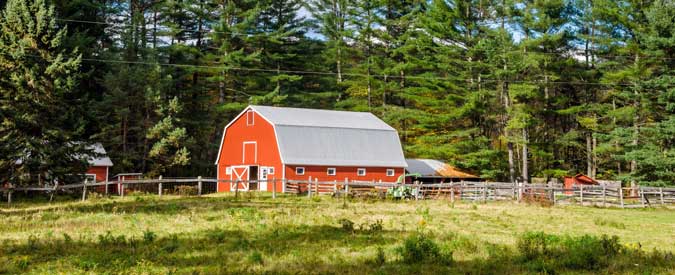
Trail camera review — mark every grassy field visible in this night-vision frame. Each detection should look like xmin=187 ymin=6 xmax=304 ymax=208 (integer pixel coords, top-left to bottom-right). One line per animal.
xmin=1 ymin=193 xmax=674 ymax=274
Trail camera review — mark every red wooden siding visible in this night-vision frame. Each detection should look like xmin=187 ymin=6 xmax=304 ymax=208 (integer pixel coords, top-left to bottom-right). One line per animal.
xmin=285 ymin=165 xmax=403 ymax=182
xmin=86 ymin=166 xmax=109 ymax=182
xmin=216 ymin=109 xmax=283 ymax=192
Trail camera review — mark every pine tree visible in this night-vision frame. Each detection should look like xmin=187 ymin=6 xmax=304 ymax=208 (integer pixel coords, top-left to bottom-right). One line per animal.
xmin=0 ymin=0 xmax=89 ymax=185
xmin=146 ymin=96 xmax=191 ymax=177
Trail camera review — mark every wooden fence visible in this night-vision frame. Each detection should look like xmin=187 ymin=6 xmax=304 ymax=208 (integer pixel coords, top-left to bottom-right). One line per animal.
xmin=2 ymin=178 xmax=675 ymax=209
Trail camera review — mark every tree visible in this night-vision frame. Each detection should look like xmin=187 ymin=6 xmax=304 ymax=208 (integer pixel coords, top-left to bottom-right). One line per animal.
xmin=0 ymin=0 xmax=90 ymax=185
xmin=146 ymin=96 xmax=191 ymax=177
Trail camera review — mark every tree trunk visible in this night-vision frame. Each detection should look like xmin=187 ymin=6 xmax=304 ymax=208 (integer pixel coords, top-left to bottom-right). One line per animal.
xmin=587 ymin=133 xmax=592 ymax=176
xmin=522 ymin=128 xmax=529 ymax=183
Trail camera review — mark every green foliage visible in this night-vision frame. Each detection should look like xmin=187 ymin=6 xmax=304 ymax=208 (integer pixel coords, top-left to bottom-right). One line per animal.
xmin=518 ymin=232 xmax=627 ymax=272
xmin=0 ymin=0 xmax=90 ymax=185
xmin=397 ymin=233 xmax=452 ymax=265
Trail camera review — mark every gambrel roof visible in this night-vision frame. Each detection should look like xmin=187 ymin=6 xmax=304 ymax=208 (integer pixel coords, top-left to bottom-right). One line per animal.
xmin=216 ymin=105 xmax=407 ymax=167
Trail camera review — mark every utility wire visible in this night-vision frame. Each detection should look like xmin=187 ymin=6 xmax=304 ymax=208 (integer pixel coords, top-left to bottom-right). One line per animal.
xmin=1 ymin=52 xmax=659 ymax=87
xmin=52 ymin=17 xmax=675 ymax=61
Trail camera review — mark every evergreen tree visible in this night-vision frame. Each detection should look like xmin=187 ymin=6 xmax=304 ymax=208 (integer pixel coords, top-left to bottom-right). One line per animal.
xmin=0 ymin=0 xmax=89 ymax=185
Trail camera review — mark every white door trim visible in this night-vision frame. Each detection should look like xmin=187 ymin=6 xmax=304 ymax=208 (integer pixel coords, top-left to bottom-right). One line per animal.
xmin=242 ymin=141 xmax=257 ymax=164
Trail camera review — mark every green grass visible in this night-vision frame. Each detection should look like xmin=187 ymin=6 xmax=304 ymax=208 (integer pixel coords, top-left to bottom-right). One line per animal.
xmin=1 ymin=193 xmax=674 ymax=274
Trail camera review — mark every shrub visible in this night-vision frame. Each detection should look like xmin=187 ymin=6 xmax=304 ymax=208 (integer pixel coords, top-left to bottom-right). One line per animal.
xmin=360 ymin=220 xmax=384 ymax=233
xmin=207 ymin=227 xmax=227 ymax=242
xmin=339 ymin=218 xmax=354 ymax=233
xmin=248 ymin=251 xmax=264 ymax=265
xmin=517 ymin=232 xmax=623 ymax=271
xmin=143 ymin=230 xmax=156 ymax=243
xmin=162 ymin=234 xmax=180 ymax=253
xmin=374 ymin=247 xmax=386 ymax=266
xmin=397 ymin=233 xmax=452 ymax=265
xmin=14 ymin=256 xmax=30 ymax=270
xmin=97 ymin=231 xmax=127 ymax=247
xmin=175 ymin=185 xmax=198 ymax=196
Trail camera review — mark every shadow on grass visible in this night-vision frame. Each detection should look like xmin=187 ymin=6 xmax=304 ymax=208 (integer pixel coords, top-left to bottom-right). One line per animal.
xmin=0 ymin=194 xmax=333 ymax=217
xmin=2 ymin=224 xmax=674 ymax=275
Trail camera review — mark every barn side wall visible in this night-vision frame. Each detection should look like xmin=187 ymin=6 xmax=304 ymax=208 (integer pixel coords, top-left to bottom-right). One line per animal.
xmin=86 ymin=166 xmax=109 ymax=182
xmin=216 ymin=109 xmax=283 ymax=192
xmin=285 ymin=165 xmax=404 ymax=183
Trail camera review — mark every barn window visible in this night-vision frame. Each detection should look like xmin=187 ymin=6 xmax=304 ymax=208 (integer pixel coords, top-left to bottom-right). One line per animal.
xmin=246 ymin=110 xmax=254 ymax=126
xmin=386 ymin=169 xmax=395 ymax=177
xmin=357 ymin=168 xmax=366 ymax=176
xmin=84 ymin=174 xmax=96 ymax=183
xmin=327 ymin=168 xmax=336 ymax=176
xmin=268 ymin=167 xmax=275 ymax=175
xmin=295 ymin=167 xmax=305 ymax=175
xmin=225 ymin=167 xmax=232 ymax=175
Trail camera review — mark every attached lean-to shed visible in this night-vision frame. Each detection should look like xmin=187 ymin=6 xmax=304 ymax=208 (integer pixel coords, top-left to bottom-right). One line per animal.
xmin=215 ymin=105 xmax=407 ymax=192
xmin=405 ymin=159 xmax=479 ymax=183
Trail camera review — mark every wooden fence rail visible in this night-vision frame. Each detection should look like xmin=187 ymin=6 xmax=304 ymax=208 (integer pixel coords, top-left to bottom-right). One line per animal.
xmin=3 ymin=178 xmax=675 ymax=208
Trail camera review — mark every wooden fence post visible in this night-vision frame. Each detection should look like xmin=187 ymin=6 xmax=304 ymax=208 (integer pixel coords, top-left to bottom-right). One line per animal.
xmin=7 ymin=184 xmax=12 ymax=207
xmin=158 ymin=181 xmax=163 ymax=197
xmin=579 ymin=184 xmax=584 ymax=205
xmin=415 ymin=181 xmax=420 ymax=200
xmin=602 ymin=185 xmax=606 ymax=207
xmin=640 ymin=187 xmax=645 ymax=208
xmin=158 ymin=175 xmax=162 ymax=196
xmin=517 ymin=181 xmax=523 ymax=202
xmin=619 ymin=187 xmax=624 ymax=208
xmin=315 ymin=178 xmax=319 ymax=194
xmin=272 ymin=177 xmax=277 ymax=199
xmin=660 ymin=187 xmax=664 ymax=205
xmin=104 ymin=179 xmax=108 ymax=196
xmin=235 ymin=180 xmax=239 ymax=200
xmin=121 ymin=182 xmax=125 ymax=198
xmin=307 ymin=177 xmax=312 ymax=198
xmin=482 ymin=184 xmax=487 ymax=202
xmin=450 ymin=183 xmax=455 ymax=204
xmin=198 ymin=176 xmax=203 ymax=196
xmin=81 ymin=178 xmax=88 ymax=202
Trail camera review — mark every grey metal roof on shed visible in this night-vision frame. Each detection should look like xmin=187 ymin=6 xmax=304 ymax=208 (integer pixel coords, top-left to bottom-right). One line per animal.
xmin=251 ymin=106 xmax=406 ymax=167
xmin=87 ymin=143 xmax=114 ymax=167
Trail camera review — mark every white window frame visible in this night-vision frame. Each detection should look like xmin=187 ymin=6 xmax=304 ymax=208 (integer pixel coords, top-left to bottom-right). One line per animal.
xmin=246 ymin=110 xmax=254 ymax=126
xmin=84 ymin=174 xmax=97 ymax=183
xmin=268 ymin=167 xmax=275 ymax=175
xmin=225 ymin=167 xmax=232 ymax=175
xmin=327 ymin=168 xmax=336 ymax=176
xmin=386 ymin=169 xmax=395 ymax=177
xmin=295 ymin=167 xmax=305 ymax=175
xmin=357 ymin=168 xmax=366 ymax=176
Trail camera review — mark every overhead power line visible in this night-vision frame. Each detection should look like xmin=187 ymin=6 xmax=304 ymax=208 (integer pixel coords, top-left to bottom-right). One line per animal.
xmin=1 ymin=52 xmax=659 ymax=87
xmin=52 ymin=17 xmax=675 ymax=61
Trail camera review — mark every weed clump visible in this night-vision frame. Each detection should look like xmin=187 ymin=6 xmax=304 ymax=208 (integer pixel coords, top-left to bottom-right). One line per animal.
xmin=339 ymin=218 xmax=354 ymax=233
xmin=142 ymin=230 xmax=156 ymax=243
xmin=175 ymin=185 xmax=198 ymax=196
xmin=248 ymin=251 xmax=264 ymax=265
xmin=397 ymin=233 xmax=452 ymax=265
xmin=517 ymin=231 xmax=626 ymax=272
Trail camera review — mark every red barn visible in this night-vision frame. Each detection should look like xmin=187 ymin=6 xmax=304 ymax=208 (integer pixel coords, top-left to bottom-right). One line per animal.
xmin=215 ymin=105 xmax=407 ymax=192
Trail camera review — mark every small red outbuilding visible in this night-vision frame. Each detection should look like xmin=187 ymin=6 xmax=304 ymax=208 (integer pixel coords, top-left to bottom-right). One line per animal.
xmin=215 ymin=105 xmax=408 ymax=192
xmin=563 ymin=173 xmax=598 ymax=194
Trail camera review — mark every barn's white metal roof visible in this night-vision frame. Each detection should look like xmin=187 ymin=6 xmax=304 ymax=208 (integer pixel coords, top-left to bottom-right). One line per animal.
xmin=251 ymin=105 xmax=396 ymax=130
xmin=242 ymin=106 xmax=407 ymax=167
